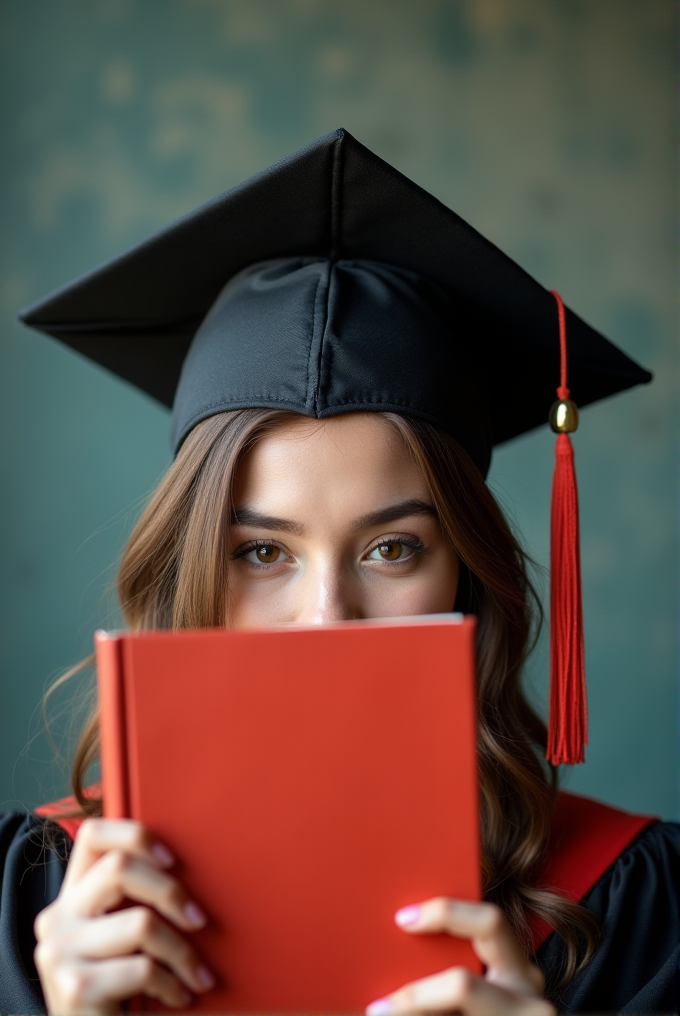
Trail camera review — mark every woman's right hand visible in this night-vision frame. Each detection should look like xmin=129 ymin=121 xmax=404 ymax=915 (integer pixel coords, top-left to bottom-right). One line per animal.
xmin=34 ymin=818 xmax=216 ymax=1015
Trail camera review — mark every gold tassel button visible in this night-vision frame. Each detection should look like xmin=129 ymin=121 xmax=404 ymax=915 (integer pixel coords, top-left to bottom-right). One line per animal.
xmin=549 ymin=398 xmax=579 ymax=433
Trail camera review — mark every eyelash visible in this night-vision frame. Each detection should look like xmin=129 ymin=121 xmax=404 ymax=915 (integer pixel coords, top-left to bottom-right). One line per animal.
xmin=230 ymin=534 xmax=428 ymax=569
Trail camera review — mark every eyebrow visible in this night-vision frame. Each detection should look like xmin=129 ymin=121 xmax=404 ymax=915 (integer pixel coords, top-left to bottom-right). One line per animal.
xmin=230 ymin=497 xmax=437 ymax=536
xmin=230 ymin=507 xmax=304 ymax=535
xmin=350 ymin=498 xmax=438 ymax=531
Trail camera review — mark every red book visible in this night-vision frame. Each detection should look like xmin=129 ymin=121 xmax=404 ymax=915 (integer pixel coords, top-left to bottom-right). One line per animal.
xmin=95 ymin=616 xmax=481 ymax=1012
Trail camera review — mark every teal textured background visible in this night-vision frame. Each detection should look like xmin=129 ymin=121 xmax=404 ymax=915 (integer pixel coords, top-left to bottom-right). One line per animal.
xmin=0 ymin=0 xmax=677 ymax=816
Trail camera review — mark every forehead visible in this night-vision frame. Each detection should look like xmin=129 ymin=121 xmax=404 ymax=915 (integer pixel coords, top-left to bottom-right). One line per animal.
xmin=233 ymin=413 xmax=428 ymax=506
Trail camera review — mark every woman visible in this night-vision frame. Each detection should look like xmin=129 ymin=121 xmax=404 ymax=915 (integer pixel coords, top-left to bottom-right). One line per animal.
xmin=3 ymin=129 xmax=678 ymax=1014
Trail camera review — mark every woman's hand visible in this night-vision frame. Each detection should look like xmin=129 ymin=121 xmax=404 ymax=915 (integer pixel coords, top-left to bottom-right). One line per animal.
xmin=366 ymin=898 xmax=555 ymax=1016
xmin=34 ymin=818 xmax=216 ymax=1015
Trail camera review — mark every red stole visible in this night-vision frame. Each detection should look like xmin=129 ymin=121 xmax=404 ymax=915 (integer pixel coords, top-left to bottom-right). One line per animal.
xmin=530 ymin=789 xmax=656 ymax=949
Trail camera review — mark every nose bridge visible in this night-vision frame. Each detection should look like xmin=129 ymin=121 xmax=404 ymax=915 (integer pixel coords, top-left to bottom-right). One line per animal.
xmin=299 ymin=554 xmax=358 ymax=625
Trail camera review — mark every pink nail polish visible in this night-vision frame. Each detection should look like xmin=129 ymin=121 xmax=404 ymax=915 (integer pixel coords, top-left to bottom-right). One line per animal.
xmin=366 ymin=998 xmax=392 ymax=1016
xmin=152 ymin=842 xmax=175 ymax=866
xmin=196 ymin=965 xmax=216 ymax=989
xmin=184 ymin=901 xmax=207 ymax=927
xmin=395 ymin=904 xmax=421 ymax=927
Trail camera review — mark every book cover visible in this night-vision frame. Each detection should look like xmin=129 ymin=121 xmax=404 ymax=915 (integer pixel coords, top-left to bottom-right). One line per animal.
xmin=96 ymin=616 xmax=481 ymax=1012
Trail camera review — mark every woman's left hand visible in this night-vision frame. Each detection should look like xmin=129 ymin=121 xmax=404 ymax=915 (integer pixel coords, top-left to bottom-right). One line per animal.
xmin=365 ymin=898 xmax=555 ymax=1016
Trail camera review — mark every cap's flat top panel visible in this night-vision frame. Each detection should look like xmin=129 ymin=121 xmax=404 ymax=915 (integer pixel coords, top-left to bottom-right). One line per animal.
xmin=19 ymin=128 xmax=651 ymax=459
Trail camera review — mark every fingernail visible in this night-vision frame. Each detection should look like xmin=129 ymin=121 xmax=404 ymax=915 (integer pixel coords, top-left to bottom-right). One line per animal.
xmin=152 ymin=842 xmax=175 ymax=866
xmin=366 ymin=998 xmax=392 ymax=1016
xmin=196 ymin=965 xmax=216 ymax=989
xmin=184 ymin=901 xmax=207 ymax=927
xmin=395 ymin=904 xmax=421 ymax=927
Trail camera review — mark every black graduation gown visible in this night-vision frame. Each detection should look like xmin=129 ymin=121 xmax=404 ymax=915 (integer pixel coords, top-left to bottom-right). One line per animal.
xmin=0 ymin=812 xmax=678 ymax=1015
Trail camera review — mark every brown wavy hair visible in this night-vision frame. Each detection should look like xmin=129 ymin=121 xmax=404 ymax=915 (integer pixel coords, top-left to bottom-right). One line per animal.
xmin=62 ymin=408 xmax=598 ymax=994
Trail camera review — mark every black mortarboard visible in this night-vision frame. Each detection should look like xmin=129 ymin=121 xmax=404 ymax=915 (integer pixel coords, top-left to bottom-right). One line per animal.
xmin=19 ymin=127 xmax=650 ymax=478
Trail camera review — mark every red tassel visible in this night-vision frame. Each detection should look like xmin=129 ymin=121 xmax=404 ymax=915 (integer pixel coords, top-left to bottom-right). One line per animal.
xmin=546 ymin=292 xmax=587 ymax=766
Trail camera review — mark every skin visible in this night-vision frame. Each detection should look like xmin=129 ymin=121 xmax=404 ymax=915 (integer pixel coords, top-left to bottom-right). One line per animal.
xmin=35 ymin=414 xmax=554 ymax=1016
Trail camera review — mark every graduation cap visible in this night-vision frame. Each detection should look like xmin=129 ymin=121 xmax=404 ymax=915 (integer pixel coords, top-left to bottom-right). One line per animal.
xmin=19 ymin=127 xmax=652 ymax=765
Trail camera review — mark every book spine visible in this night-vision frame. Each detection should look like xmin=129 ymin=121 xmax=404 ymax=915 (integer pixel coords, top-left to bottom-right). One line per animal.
xmin=95 ymin=631 xmax=130 ymax=820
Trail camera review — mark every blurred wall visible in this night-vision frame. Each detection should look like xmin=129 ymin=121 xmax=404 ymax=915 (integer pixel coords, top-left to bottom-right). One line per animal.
xmin=0 ymin=0 xmax=677 ymax=816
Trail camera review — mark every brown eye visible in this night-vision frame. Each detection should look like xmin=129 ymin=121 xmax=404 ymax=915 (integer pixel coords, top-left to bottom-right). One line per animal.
xmin=366 ymin=537 xmax=423 ymax=565
xmin=255 ymin=545 xmax=280 ymax=564
xmin=377 ymin=541 xmax=403 ymax=561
